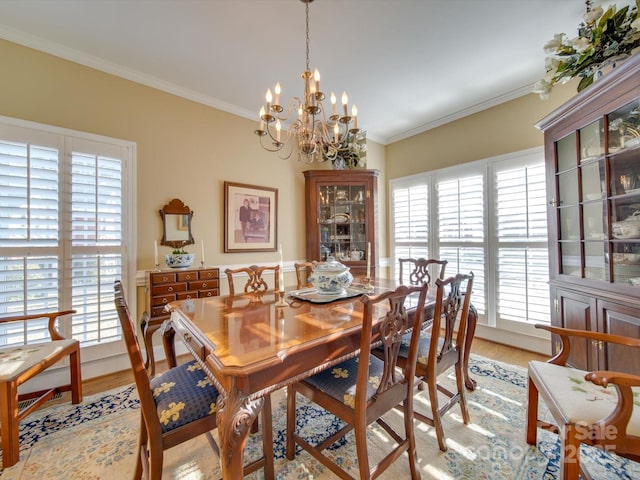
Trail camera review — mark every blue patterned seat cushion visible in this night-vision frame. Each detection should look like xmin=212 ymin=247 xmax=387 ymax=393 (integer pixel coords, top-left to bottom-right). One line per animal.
xmin=398 ymin=331 xmax=444 ymax=366
xmin=149 ymin=360 xmax=219 ymax=433
xmin=302 ymin=355 xmax=399 ymax=407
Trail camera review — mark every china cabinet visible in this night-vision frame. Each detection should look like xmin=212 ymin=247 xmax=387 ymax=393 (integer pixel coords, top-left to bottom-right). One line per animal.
xmin=303 ymin=169 xmax=379 ymax=278
xmin=142 ymin=267 xmax=219 ymax=375
xmin=538 ymin=53 xmax=640 ymax=373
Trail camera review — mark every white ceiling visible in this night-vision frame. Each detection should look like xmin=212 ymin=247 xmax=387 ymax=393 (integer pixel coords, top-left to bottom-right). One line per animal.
xmin=0 ymin=0 xmax=594 ymax=144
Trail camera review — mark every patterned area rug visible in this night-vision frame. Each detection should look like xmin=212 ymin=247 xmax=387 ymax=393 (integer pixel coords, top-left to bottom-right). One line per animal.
xmin=1 ymin=354 xmax=639 ymax=479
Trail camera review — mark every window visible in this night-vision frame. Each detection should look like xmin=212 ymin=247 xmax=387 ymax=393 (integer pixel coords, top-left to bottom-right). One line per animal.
xmin=0 ymin=118 xmax=135 ymax=351
xmin=390 ymin=148 xmax=550 ymax=336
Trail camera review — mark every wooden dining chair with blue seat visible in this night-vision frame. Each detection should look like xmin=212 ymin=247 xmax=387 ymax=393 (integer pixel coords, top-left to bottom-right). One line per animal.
xmin=225 ymin=264 xmax=280 ymax=296
xmin=398 ymin=257 xmax=447 ymax=286
xmin=395 ymin=272 xmax=474 ymax=452
xmin=286 ymin=283 xmax=429 ymax=480
xmin=114 ymin=280 xmax=274 ymax=479
xmin=294 ymin=261 xmax=317 ymax=289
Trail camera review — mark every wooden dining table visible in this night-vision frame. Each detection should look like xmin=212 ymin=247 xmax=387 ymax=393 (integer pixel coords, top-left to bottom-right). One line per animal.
xmin=162 ymin=278 xmax=477 ymax=479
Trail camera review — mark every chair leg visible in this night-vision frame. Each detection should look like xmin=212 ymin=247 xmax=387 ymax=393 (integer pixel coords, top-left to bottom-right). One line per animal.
xmin=354 ymin=416 xmax=371 ymax=480
xmin=285 ymin=386 xmax=297 ymax=460
xmin=428 ymin=379 xmax=447 ymax=452
xmin=261 ymin=394 xmax=275 ymax=480
xmin=0 ymin=380 xmax=19 ymax=468
xmin=403 ymin=397 xmax=420 ymax=480
xmin=70 ymin=346 xmax=82 ymax=404
xmin=526 ymin=376 xmax=539 ymax=446
xmin=148 ymin=439 xmax=164 ymax=480
xmin=134 ymin=414 xmax=146 ymax=480
xmin=455 ymin=363 xmax=470 ymax=424
xmin=561 ymin=424 xmax=581 ymax=480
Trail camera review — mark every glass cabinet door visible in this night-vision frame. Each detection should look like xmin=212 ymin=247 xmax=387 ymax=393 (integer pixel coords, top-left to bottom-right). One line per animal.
xmin=318 ymin=184 xmax=367 ymax=262
xmin=553 ymin=98 xmax=640 ymax=287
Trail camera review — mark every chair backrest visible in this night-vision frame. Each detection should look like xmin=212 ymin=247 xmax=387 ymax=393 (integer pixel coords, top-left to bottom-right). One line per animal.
xmin=398 ymin=258 xmax=447 ymax=286
xmin=225 ymin=264 xmax=280 ymax=296
xmin=429 ymin=272 xmax=474 ymax=373
xmin=294 ymin=261 xmax=317 ymax=289
xmin=114 ymin=280 xmax=164 ymax=439
xmin=358 ymin=283 xmax=428 ymax=410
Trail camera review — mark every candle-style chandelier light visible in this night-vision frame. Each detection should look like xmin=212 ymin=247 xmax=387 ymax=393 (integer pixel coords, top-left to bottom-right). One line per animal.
xmin=254 ymin=0 xmax=359 ymax=162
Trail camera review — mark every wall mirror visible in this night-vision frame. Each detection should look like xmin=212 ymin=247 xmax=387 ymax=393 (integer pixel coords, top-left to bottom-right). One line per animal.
xmin=160 ymin=198 xmax=194 ymax=248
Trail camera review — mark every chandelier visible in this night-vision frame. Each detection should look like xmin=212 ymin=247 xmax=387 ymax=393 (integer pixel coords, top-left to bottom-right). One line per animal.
xmin=254 ymin=0 xmax=359 ymax=162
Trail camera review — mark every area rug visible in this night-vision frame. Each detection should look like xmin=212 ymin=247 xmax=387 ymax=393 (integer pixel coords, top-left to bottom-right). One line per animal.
xmin=1 ymin=355 xmax=639 ymax=479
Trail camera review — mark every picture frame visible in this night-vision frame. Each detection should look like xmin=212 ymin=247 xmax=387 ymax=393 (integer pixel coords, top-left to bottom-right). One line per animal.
xmin=224 ymin=181 xmax=278 ymax=252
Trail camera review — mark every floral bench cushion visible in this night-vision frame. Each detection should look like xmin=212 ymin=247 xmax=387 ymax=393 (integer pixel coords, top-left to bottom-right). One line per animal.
xmin=529 ymin=360 xmax=640 ymax=437
xmin=0 ymin=340 xmax=77 ymax=382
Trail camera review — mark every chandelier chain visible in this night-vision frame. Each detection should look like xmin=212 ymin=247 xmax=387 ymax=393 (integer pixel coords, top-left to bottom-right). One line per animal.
xmin=305 ymin=0 xmax=310 ymax=73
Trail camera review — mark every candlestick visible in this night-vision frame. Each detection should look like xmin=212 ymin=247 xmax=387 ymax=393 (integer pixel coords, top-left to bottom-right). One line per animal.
xmin=278 ymin=244 xmax=285 ymax=292
xmin=154 ymin=240 xmax=158 ymax=266
xmin=366 ymin=242 xmax=371 ymax=278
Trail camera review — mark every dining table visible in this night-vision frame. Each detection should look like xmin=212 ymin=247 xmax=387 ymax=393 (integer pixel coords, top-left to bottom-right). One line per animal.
xmin=162 ymin=278 xmax=477 ymax=480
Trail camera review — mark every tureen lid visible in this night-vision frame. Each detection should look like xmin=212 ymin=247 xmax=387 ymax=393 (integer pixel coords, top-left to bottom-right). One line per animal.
xmin=316 ymin=256 xmax=350 ymax=273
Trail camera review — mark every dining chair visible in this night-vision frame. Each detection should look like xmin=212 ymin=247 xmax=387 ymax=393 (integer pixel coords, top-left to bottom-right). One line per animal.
xmin=286 ymin=283 xmax=429 ymax=480
xmin=526 ymin=324 xmax=640 ymax=480
xmin=293 ymin=260 xmax=317 ymax=289
xmin=114 ymin=280 xmax=274 ymax=479
xmin=398 ymin=257 xmax=447 ymax=286
xmin=395 ymin=272 xmax=474 ymax=452
xmin=0 ymin=310 xmax=82 ymax=468
xmin=225 ymin=264 xmax=280 ymax=296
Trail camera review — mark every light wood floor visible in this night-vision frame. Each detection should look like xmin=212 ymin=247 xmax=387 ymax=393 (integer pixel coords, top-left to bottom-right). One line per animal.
xmin=76 ymin=338 xmax=548 ymax=399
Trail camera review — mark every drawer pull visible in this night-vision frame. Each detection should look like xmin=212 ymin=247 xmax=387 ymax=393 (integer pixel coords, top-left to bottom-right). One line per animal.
xmin=162 ymin=298 xmax=168 ymax=304
xmin=186 ymin=294 xmax=192 ymax=299
xmin=162 ymin=276 xmax=169 ymax=282
xmin=206 ymin=292 xmax=213 ymax=297
xmin=168 ymin=286 xmax=174 ymax=292
xmin=184 ymin=332 xmax=192 ymax=343
xmin=202 ymin=282 xmax=207 ymax=288
xmin=186 ymin=274 xmax=192 ymax=279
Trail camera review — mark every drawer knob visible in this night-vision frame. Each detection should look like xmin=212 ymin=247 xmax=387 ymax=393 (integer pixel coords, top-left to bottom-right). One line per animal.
xmin=162 ymin=276 xmax=169 ymax=282
xmin=184 ymin=332 xmax=192 ymax=343
xmin=206 ymin=292 xmax=213 ymax=297
xmin=162 ymin=298 xmax=168 ymax=304
xmin=168 ymin=286 xmax=174 ymax=292
xmin=202 ymin=282 xmax=207 ymax=288
xmin=186 ymin=274 xmax=192 ymax=279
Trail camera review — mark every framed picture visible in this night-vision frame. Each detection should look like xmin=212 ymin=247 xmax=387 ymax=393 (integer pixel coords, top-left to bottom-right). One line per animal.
xmin=224 ymin=181 xmax=278 ymax=252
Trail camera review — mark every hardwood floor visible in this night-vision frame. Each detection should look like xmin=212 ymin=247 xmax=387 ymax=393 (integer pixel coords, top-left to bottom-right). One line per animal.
xmin=74 ymin=338 xmax=548 ymax=399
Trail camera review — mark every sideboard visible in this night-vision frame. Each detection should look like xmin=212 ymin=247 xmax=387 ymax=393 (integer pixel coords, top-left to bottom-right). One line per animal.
xmin=142 ymin=267 xmax=220 ymax=375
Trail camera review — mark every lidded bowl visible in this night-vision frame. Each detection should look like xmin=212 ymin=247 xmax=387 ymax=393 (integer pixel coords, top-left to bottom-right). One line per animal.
xmin=308 ymin=256 xmax=353 ymax=295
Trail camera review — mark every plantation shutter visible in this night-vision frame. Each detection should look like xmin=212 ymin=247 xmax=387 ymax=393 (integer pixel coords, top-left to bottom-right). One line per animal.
xmin=0 ymin=124 xmax=131 ymax=348
xmin=392 ymin=183 xmax=429 ymax=281
xmin=496 ymin=162 xmax=550 ymax=324
xmin=437 ymin=175 xmax=486 ymax=314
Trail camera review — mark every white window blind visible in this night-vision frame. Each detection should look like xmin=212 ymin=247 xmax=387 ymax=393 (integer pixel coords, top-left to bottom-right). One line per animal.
xmin=392 ymin=184 xmax=429 ymax=276
xmin=496 ymin=162 xmax=550 ymax=324
xmin=437 ymin=175 xmax=486 ymax=314
xmin=389 ymin=147 xmax=550 ymax=333
xmin=0 ymin=122 xmax=132 ymax=348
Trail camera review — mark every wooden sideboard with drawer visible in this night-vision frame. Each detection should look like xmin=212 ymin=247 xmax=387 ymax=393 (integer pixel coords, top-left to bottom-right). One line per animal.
xmin=142 ymin=267 xmax=219 ymax=375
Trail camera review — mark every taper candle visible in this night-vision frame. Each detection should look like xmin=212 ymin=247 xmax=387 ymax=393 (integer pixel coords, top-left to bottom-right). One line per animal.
xmin=279 ymin=244 xmax=285 ymax=292
xmin=154 ymin=240 xmax=158 ymax=265
xmin=201 ymin=240 xmax=205 ymax=265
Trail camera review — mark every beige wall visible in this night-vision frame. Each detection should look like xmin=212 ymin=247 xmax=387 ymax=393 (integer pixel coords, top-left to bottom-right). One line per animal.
xmin=0 ymin=39 xmax=387 ymax=291
xmin=0 ymin=38 xmax=578 ymax=294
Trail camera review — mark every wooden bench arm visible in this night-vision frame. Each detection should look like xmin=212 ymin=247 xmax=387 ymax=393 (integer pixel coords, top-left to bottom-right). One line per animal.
xmin=534 ymin=323 xmax=640 ymax=366
xmin=584 ymin=369 xmax=640 ymax=448
xmin=0 ymin=310 xmax=77 ymax=341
